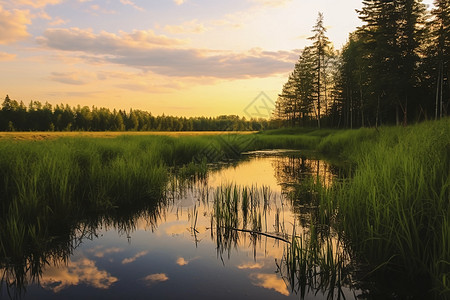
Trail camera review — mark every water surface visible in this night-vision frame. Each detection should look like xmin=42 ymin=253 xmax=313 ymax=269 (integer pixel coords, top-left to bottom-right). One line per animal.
xmin=1 ymin=151 xmax=358 ymax=299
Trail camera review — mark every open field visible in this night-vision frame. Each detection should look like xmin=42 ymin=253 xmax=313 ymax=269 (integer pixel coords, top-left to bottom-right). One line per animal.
xmin=0 ymin=131 xmax=256 ymax=141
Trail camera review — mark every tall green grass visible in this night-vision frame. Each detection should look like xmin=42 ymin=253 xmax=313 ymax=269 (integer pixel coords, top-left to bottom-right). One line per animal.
xmin=260 ymin=120 xmax=449 ymax=297
xmin=317 ymin=119 xmax=450 ymax=297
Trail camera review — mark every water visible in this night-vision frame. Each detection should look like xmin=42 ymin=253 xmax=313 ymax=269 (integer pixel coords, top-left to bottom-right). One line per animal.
xmin=1 ymin=151 xmax=358 ymax=299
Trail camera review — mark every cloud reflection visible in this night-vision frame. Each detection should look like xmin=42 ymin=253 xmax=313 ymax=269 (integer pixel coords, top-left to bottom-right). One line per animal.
xmin=142 ymin=273 xmax=169 ymax=286
xmin=250 ymin=273 xmax=289 ymax=296
xmin=93 ymin=247 xmax=124 ymax=258
xmin=176 ymin=257 xmax=189 ymax=266
xmin=40 ymin=258 xmax=118 ymax=293
xmin=121 ymin=251 xmax=149 ymax=264
xmin=237 ymin=262 xmax=264 ymax=270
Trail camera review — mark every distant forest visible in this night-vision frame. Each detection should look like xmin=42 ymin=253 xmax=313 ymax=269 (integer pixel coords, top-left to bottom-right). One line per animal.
xmin=274 ymin=0 xmax=449 ymax=128
xmin=0 ymin=95 xmax=273 ymax=132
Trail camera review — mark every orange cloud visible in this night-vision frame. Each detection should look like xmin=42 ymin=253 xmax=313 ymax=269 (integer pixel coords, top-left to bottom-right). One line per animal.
xmin=0 ymin=6 xmax=31 ymax=44
xmin=38 ymin=27 xmax=186 ymax=50
xmin=50 ymin=71 xmax=90 ymax=85
xmin=14 ymin=0 xmax=61 ymax=8
xmin=0 ymin=51 xmax=16 ymax=61
xmin=120 ymin=0 xmax=145 ymax=11
xmin=165 ymin=19 xmax=207 ymax=34
xmin=49 ymin=17 xmax=69 ymax=26
xmin=37 ymin=28 xmax=296 ymax=79
xmin=88 ymin=4 xmax=116 ymax=15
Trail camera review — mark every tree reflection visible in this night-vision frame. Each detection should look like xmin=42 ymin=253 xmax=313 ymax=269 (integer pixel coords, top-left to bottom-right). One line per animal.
xmin=0 ymin=198 xmax=165 ymax=299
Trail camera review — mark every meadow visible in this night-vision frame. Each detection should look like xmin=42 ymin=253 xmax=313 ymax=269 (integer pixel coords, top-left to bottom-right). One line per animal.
xmin=0 ymin=118 xmax=448 ymax=297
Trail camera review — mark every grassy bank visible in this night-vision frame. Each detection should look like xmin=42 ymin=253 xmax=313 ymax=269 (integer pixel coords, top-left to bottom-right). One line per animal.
xmin=317 ymin=119 xmax=449 ymax=296
xmin=258 ymin=120 xmax=449 ymax=297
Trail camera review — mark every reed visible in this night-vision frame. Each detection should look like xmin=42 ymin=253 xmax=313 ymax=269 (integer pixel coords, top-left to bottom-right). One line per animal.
xmin=319 ymin=118 xmax=450 ymax=296
xmin=279 ymin=222 xmax=354 ymax=300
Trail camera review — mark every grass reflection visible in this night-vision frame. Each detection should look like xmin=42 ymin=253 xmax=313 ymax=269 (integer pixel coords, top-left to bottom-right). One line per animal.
xmin=210 ymin=179 xmax=357 ymax=299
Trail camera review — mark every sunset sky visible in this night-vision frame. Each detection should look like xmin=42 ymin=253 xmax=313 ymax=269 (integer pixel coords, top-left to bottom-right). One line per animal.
xmin=0 ymin=0 xmax=435 ymax=118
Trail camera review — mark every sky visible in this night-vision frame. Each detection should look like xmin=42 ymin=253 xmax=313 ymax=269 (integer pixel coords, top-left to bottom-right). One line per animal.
xmin=0 ymin=0 xmax=435 ymax=118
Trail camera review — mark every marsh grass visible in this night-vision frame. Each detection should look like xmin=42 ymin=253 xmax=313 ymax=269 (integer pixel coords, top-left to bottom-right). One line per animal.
xmin=260 ymin=120 xmax=449 ymax=297
xmin=316 ymin=119 xmax=450 ymax=297
xmin=279 ymin=223 xmax=354 ymax=300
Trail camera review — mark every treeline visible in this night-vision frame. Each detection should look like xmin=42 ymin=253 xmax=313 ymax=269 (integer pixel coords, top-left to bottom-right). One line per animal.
xmin=275 ymin=0 xmax=449 ymax=128
xmin=0 ymin=95 xmax=272 ymax=131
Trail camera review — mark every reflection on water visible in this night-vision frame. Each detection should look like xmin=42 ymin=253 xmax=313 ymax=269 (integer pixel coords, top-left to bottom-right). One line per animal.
xmin=1 ymin=151 xmax=358 ymax=299
xmin=40 ymin=258 xmax=119 ymax=293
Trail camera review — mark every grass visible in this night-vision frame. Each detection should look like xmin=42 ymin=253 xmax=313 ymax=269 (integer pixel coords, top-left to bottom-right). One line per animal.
xmin=320 ymin=119 xmax=450 ymax=297
xmin=254 ymin=119 xmax=449 ymax=297
xmin=0 ymin=118 xmax=448 ymax=297
xmin=0 ymin=133 xmax=277 ymax=266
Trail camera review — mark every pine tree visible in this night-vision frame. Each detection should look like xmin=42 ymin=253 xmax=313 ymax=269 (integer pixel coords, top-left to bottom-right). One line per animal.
xmin=308 ymin=12 xmax=332 ymax=128
xmin=357 ymin=0 xmax=427 ymax=125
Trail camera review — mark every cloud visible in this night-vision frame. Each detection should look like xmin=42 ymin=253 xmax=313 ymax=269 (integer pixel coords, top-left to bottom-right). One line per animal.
xmin=38 ymin=28 xmax=296 ymax=79
xmin=88 ymin=4 xmax=116 ymax=15
xmin=251 ymin=0 xmax=292 ymax=7
xmin=142 ymin=273 xmax=169 ymax=286
xmin=50 ymin=72 xmax=89 ymax=85
xmin=0 ymin=6 xmax=31 ymax=44
xmin=40 ymin=258 xmax=118 ymax=293
xmin=14 ymin=0 xmax=62 ymax=8
xmin=120 ymin=0 xmax=145 ymax=11
xmin=115 ymin=80 xmax=186 ymax=93
xmin=250 ymin=273 xmax=289 ymax=296
xmin=0 ymin=51 xmax=16 ymax=61
xmin=122 ymin=251 xmax=149 ymax=264
xmin=165 ymin=19 xmax=207 ymax=34
xmin=174 ymin=0 xmax=185 ymax=5
xmin=38 ymin=28 xmax=186 ymax=51
xmin=49 ymin=17 xmax=69 ymax=26
xmin=34 ymin=10 xmax=51 ymax=20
